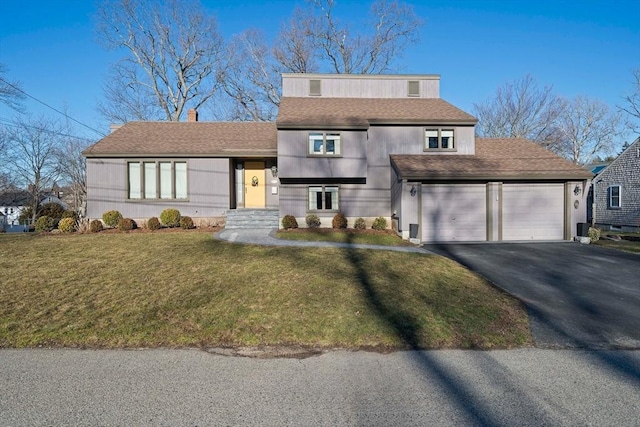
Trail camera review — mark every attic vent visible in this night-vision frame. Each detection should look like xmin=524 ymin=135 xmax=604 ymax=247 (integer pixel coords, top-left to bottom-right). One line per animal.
xmin=408 ymin=80 xmax=420 ymax=97
xmin=309 ymin=79 xmax=321 ymax=96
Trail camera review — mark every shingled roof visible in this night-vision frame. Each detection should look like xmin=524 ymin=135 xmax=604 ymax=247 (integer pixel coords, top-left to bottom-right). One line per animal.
xmin=277 ymin=97 xmax=477 ymax=129
xmin=83 ymin=122 xmax=277 ymax=157
xmin=391 ymin=138 xmax=594 ymax=180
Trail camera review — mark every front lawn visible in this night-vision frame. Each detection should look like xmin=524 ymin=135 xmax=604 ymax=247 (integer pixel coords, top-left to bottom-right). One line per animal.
xmin=0 ymin=232 xmax=531 ymax=350
xmin=593 ymin=233 xmax=640 ymax=254
xmin=275 ymin=228 xmax=413 ymax=246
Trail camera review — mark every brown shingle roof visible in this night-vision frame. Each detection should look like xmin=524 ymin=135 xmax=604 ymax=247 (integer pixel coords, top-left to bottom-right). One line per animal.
xmin=391 ymin=138 xmax=594 ymax=180
xmin=83 ymin=122 xmax=277 ymax=157
xmin=277 ymin=97 xmax=477 ymax=129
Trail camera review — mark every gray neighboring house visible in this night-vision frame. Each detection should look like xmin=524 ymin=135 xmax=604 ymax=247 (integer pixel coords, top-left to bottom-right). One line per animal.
xmin=592 ymin=137 xmax=640 ymax=232
xmin=84 ymin=73 xmax=593 ymax=242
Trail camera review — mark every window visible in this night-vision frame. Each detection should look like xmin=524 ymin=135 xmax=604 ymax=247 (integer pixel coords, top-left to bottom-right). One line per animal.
xmin=309 ymin=79 xmax=321 ymax=96
xmin=425 ymin=128 xmax=455 ymax=150
xmin=308 ymin=132 xmax=341 ymax=156
xmin=408 ymin=80 xmax=420 ymax=97
xmin=309 ymin=186 xmax=339 ymax=211
xmin=608 ymin=185 xmax=621 ymax=209
xmin=128 ymin=161 xmax=187 ymax=200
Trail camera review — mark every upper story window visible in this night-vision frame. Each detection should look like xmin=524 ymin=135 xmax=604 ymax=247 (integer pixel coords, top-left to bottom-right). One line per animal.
xmin=425 ymin=128 xmax=455 ymax=150
xmin=308 ymin=132 xmax=341 ymax=156
xmin=309 ymin=79 xmax=321 ymax=96
xmin=128 ymin=160 xmax=187 ymax=200
xmin=608 ymin=185 xmax=621 ymax=209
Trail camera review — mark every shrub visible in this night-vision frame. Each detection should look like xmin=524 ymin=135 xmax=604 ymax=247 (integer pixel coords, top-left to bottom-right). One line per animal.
xmin=58 ymin=217 xmax=76 ymax=233
xmin=76 ymin=219 xmax=91 ymax=233
xmin=180 ymin=216 xmax=195 ymax=229
xmin=281 ymin=215 xmax=298 ymax=229
xmin=35 ymin=215 xmax=55 ymax=232
xmin=588 ymin=227 xmax=601 ymax=242
xmin=89 ymin=219 xmax=103 ymax=233
xmin=371 ymin=216 xmax=387 ymax=230
xmin=305 ymin=214 xmax=321 ymax=229
xmin=18 ymin=207 xmax=34 ymax=225
xmin=147 ymin=217 xmax=161 ymax=231
xmin=354 ymin=217 xmax=366 ymax=230
xmin=332 ymin=212 xmax=348 ymax=229
xmin=118 ymin=217 xmax=136 ymax=231
xmin=102 ymin=210 xmax=123 ymax=228
xmin=39 ymin=202 xmax=65 ymax=220
xmin=160 ymin=208 xmax=181 ymax=227
xmin=61 ymin=210 xmax=78 ymax=221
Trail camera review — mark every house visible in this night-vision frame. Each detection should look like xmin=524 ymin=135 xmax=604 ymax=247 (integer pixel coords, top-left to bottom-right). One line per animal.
xmin=0 ymin=189 xmax=69 ymax=228
xmin=83 ymin=73 xmax=592 ymax=242
xmin=592 ymin=137 xmax=640 ymax=232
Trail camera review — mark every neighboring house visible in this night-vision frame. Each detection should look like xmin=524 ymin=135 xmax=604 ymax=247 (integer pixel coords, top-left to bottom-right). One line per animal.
xmin=584 ymin=161 xmax=611 ymax=224
xmin=592 ymin=137 xmax=640 ymax=232
xmin=0 ymin=189 xmax=69 ymax=226
xmin=83 ymin=73 xmax=592 ymax=242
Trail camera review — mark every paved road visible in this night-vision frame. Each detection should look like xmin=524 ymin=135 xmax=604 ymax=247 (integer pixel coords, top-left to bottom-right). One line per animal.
xmin=424 ymin=242 xmax=640 ymax=349
xmin=1 ymin=348 xmax=639 ymax=426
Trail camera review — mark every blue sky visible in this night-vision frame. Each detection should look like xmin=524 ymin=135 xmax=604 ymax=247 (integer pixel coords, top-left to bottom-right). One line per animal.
xmin=0 ymin=0 xmax=638 ymax=142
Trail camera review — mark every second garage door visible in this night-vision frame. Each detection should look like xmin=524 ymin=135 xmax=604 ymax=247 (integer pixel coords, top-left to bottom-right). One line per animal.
xmin=502 ymin=183 xmax=565 ymax=240
xmin=421 ymin=184 xmax=487 ymax=242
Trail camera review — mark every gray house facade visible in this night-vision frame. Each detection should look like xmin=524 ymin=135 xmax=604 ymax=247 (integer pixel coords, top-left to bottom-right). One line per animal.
xmin=592 ymin=137 xmax=640 ymax=231
xmin=84 ymin=73 xmax=592 ymax=242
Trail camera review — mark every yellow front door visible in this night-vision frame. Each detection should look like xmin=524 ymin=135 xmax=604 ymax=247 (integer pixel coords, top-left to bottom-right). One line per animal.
xmin=244 ymin=161 xmax=266 ymax=208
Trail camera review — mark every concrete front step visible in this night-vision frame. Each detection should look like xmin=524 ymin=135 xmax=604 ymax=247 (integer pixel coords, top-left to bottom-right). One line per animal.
xmin=224 ymin=209 xmax=279 ymax=229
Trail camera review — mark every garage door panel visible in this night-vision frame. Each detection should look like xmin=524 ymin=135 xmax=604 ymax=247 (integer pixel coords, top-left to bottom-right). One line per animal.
xmin=502 ymin=183 xmax=564 ymax=241
xmin=421 ymin=184 xmax=486 ymax=242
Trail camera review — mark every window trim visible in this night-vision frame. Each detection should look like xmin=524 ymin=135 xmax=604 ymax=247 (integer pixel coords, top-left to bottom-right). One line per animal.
xmin=608 ymin=185 xmax=622 ymax=209
xmin=308 ymin=185 xmax=340 ymax=212
xmin=307 ymin=131 xmax=343 ymax=157
xmin=424 ymin=128 xmax=456 ymax=151
xmin=126 ymin=160 xmax=189 ymax=201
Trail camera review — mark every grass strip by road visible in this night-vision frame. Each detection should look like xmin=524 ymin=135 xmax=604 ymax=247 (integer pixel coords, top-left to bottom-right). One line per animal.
xmin=275 ymin=228 xmax=413 ymax=246
xmin=0 ymin=232 xmax=531 ymax=350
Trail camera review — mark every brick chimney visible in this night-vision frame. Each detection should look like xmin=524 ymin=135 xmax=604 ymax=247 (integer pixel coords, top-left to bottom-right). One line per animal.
xmin=187 ymin=109 xmax=198 ymax=122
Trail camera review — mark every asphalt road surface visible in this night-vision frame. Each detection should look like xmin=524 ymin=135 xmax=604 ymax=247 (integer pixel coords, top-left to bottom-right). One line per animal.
xmin=2 ymin=348 xmax=639 ymax=426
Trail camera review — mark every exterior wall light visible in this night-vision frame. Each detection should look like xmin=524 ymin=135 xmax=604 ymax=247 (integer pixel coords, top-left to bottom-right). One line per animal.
xmin=574 ymin=185 xmax=581 ymax=196
xmin=271 ymin=165 xmax=278 ymax=177
xmin=410 ymin=184 xmax=417 ymax=197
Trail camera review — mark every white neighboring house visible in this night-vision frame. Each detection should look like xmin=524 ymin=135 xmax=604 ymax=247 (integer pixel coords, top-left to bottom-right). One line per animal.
xmin=0 ymin=190 xmax=69 ymax=228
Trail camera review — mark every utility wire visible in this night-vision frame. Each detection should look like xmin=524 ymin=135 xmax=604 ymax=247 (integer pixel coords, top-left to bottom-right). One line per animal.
xmin=0 ymin=118 xmax=95 ymax=142
xmin=0 ymin=77 xmax=106 ymax=137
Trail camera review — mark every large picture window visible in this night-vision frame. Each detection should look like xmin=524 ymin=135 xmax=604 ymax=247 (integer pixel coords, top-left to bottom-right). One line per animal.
xmin=425 ymin=128 xmax=455 ymax=150
xmin=309 ymin=186 xmax=339 ymax=211
xmin=608 ymin=185 xmax=621 ymax=209
xmin=308 ymin=132 xmax=341 ymax=156
xmin=128 ymin=161 xmax=187 ymax=200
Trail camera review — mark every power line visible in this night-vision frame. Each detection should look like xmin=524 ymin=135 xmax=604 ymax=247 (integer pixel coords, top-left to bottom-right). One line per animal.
xmin=0 ymin=118 xmax=96 ymax=142
xmin=0 ymin=77 xmax=106 ymax=137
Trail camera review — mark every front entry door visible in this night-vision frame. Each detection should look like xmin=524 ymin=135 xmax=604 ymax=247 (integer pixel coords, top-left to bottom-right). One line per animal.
xmin=244 ymin=161 xmax=266 ymax=208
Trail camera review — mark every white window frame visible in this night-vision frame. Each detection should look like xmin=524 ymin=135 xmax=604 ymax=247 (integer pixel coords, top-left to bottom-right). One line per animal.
xmin=127 ymin=160 xmax=188 ymax=201
xmin=425 ymin=128 xmax=456 ymax=151
xmin=308 ymin=186 xmax=340 ymax=211
xmin=608 ymin=185 xmax=621 ymax=209
xmin=308 ymin=132 xmax=342 ymax=157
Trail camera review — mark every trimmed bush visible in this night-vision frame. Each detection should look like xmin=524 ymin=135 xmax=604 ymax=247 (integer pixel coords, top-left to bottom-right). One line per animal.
xmin=332 ymin=212 xmax=347 ymax=229
xmin=147 ymin=217 xmax=161 ymax=231
xmin=61 ymin=210 xmax=78 ymax=221
xmin=89 ymin=219 xmax=103 ymax=233
xmin=118 ymin=217 xmax=136 ymax=231
xmin=160 ymin=208 xmax=181 ymax=228
xmin=282 ymin=215 xmax=298 ymax=229
xmin=180 ymin=216 xmax=195 ymax=229
xmin=371 ymin=216 xmax=387 ymax=230
xmin=588 ymin=227 xmax=601 ymax=242
xmin=305 ymin=214 xmax=321 ymax=229
xmin=354 ymin=217 xmax=366 ymax=230
xmin=58 ymin=217 xmax=76 ymax=233
xmin=35 ymin=215 xmax=55 ymax=232
xmin=102 ymin=210 xmax=123 ymax=228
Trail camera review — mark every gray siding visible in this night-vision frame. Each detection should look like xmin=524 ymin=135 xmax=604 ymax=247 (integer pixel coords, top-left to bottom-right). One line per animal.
xmin=594 ymin=138 xmax=640 ymax=228
xmin=86 ymin=158 xmax=231 ymax=220
xmin=278 ymin=130 xmax=367 ymax=179
xmin=282 ymin=74 xmax=440 ymax=98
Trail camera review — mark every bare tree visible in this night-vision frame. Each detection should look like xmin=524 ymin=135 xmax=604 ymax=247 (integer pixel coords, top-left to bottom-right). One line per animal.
xmin=556 ymin=96 xmax=622 ymax=165
xmin=0 ymin=63 xmax=25 ymax=113
xmin=55 ymin=136 xmax=90 ymax=217
xmin=473 ymin=75 xmax=565 ymax=151
xmin=96 ymin=0 xmax=225 ymax=122
xmin=3 ymin=116 xmax=61 ymax=221
xmin=619 ymin=67 xmax=640 ymax=134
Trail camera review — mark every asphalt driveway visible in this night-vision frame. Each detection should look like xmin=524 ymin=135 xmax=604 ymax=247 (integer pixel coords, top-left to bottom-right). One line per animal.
xmin=424 ymin=242 xmax=640 ymax=349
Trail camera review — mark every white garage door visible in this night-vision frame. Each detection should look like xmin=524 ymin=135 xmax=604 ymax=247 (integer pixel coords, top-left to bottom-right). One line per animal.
xmin=502 ymin=183 xmax=564 ymax=241
xmin=421 ymin=184 xmax=486 ymax=242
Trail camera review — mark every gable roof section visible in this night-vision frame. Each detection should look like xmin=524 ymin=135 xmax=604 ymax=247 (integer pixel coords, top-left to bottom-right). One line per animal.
xmin=83 ymin=122 xmax=277 ymax=157
xmin=391 ymin=138 xmax=594 ymax=180
xmin=594 ymin=136 xmax=640 ymax=182
xmin=277 ymin=97 xmax=477 ymax=129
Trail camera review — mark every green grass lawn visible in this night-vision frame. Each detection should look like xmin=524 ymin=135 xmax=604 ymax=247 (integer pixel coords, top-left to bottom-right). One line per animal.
xmin=593 ymin=233 xmax=640 ymax=254
xmin=0 ymin=231 xmax=531 ymax=350
xmin=275 ymin=228 xmax=413 ymax=246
